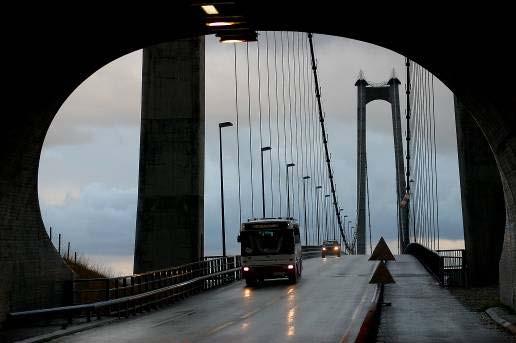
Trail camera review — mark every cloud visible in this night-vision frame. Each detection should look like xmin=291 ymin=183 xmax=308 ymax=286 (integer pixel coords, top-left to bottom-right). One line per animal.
xmin=41 ymin=183 xmax=137 ymax=257
xmin=44 ymin=49 xmax=142 ymax=148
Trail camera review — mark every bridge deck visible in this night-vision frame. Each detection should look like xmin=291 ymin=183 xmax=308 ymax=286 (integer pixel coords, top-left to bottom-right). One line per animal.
xmin=52 ymin=256 xmax=376 ymax=342
xmin=378 ymin=255 xmax=514 ymax=342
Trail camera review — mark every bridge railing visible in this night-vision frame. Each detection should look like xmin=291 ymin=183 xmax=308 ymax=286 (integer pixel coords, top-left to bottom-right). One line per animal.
xmin=71 ymin=256 xmax=241 ymax=305
xmin=405 ymin=243 xmax=467 ymax=287
xmin=7 ymin=256 xmax=241 ymax=327
xmin=436 ymin=249 xmax=468 ymax=287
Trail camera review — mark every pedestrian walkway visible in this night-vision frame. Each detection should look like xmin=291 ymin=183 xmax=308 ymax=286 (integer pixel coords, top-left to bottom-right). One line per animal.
xmin=377 ymin=255 xmax=515 ymax=342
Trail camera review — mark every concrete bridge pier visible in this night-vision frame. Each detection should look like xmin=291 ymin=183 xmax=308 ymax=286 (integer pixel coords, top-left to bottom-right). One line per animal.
xmin=454 ymin=91 xmax=516 ymax=310
xmin=454 ymin=97 xmax=506 ymax=287
xmin=134 ymin=38 xmax=205 ymax=273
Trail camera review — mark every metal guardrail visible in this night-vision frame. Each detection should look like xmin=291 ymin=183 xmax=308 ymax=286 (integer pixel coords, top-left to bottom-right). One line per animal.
xmin=8 ymin=248 xmax=323 ymax=326
xmin=71 ymin=256 xmax=239 ymax=305
xmin=8 ymin=256 xmax=241 ymax=326
xmin=405 ymin=243 xmax=467 ymax=287
xmin=436 ymin=249 xmax=468 ymax=287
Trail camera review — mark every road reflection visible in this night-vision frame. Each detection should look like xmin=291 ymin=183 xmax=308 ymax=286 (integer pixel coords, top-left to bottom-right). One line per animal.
xmin=244 ymin=288 xmax=252 ymax=299
xmin=286 ymin=287 xmax=296 ymax=337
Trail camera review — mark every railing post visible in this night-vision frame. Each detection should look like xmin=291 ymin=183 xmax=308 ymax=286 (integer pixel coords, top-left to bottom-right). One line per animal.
xmin=64 ymin=279 xmax=74 ymax=306
xmin=105 ymin=278 xmax=110 ymax=301
xmin=462 ymin=249 xmax=468 ymax=288
xmin=439 ymin=257 xmax=444 ymax=287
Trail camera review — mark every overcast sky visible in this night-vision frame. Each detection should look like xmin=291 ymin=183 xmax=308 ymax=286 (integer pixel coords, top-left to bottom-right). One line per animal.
xmin=38 ymin=33 xmax=463 ymax=276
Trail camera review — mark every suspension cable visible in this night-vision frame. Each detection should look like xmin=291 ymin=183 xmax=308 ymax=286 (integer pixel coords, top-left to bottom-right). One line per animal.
xmin=308 ymin=33 xmax=352 ymax=253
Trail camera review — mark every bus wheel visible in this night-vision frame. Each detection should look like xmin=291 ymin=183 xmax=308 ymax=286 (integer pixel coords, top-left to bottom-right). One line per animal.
xmin=288 ymin=271 xmax=297 ymax=284
xmin=321 ymin=254 xmax=326 ymax=258
xmin=245 ymin=278 xmax=257 ymax=287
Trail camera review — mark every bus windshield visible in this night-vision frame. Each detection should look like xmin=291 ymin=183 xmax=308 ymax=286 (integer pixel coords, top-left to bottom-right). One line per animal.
xmin=241 ymin=228 xmax=294 ymax=256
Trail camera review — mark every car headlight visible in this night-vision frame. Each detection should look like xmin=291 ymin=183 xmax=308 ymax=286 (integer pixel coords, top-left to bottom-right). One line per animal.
xmin=334 ymin=246 xmax=339 ymax=251
xmin=322 ymin=247 xmax=326 ymax=251
xmin=243 ymin=266 xmax=250 ymax=272
xmin=287 ymin=264 xmax=294 ymax=270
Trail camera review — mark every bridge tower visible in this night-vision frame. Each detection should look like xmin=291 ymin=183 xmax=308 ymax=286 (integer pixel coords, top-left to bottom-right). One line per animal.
xmin=355 ymin=71 xmax=409 ymax=254
xmin=134 ymin=38 xmax=205 ymax=273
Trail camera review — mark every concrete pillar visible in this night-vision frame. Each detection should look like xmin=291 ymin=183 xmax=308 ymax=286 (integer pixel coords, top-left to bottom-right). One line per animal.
xmin=134 ymin=37 xmax=205 ymax=273
xmin=454 ymin=97 xmax=505 ymax=286
xmin=355 ymin=78 xmax=367 ymax=254
xmin=389 ymin=78 xmax=410 ymax=251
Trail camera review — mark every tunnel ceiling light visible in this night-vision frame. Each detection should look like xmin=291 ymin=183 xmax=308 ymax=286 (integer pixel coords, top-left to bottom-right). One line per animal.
xmin=217 ymin=30 xmax=257 ymax=43
xmin=205 ymin=15 xmax=245 ymax=27
xmin=220 ymin=39 xmax=245 ymax=43
xmin=206 ymin=21 xmax=240 ymax=27
xmin=201 ymin=5 xmax=219 ymax=14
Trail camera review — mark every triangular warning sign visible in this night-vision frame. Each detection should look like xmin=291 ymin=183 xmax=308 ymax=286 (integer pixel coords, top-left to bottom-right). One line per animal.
xmin=369 ymin=237 xmax=395 ymax=261
xmin=369 ymin=261 xmax=395 ymax=284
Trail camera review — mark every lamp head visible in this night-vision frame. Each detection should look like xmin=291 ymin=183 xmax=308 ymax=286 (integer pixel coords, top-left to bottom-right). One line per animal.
xmin=219 ymin=121 xmax=233 ymax=128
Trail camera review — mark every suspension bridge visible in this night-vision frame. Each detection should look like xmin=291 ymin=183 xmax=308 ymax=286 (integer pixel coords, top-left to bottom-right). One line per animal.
xmin=1 ymin=2 xmax=515 ymax=342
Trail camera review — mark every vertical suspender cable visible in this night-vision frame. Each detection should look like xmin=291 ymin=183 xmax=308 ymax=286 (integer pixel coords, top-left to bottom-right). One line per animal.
xmin=234 ymin=45 xmax=242 ymax=223
xmin=246 ymin=43 xmax=255 ymax=218
xmin=265 ymin=32 xmax=274 ymax=217
xmin=431 ymin=75 xmax=440 ymax=250
xmin=273 ymin=32 xmax=283 ymax=216
xmin=257 ymin=37 xmax=264 ymax=218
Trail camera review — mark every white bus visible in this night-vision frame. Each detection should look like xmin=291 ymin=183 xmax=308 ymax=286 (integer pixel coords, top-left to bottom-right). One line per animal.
xmin=237 ymin=218 xmax=302 ymax=286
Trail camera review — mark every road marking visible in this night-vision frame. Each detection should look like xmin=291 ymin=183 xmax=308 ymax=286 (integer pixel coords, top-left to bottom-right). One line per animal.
xmin=205 ymin=320 xmax=235 ymax=335
xmin=151 ymin=310 xmax=196 ymax=327
xmin=240 ymin=309 xmax=259 ymax=319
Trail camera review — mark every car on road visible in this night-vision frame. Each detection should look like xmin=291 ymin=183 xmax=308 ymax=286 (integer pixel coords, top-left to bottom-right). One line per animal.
xmin=321 ymin=240 xmax=341 ymax=257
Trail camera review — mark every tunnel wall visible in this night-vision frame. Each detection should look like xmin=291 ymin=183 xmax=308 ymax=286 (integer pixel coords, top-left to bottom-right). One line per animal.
xmin=0 ymin=110 xmax=74 ymax=324
xmin=0 ymin=3 xmax=515 ymax=319
xmin=457 ymin=94 xmax=516 ymax=309
xmin=133 ymin=38 xmax=205 ymax=273
xmin=454 ymin=97 xmax=506 ymax=286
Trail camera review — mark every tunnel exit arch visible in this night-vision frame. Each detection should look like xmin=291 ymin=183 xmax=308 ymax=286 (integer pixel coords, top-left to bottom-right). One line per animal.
xmin=1 ymin=3 xmax=515 ymax=322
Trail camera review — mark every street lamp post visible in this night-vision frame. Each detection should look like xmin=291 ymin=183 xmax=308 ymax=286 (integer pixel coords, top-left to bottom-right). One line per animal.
xmin=348 ymin=220 xmax=352 ymax=243
xmin=302 ymin=176 xmax=311 ymax=245
xmin=260 ymin=146 xmax=272 ymax=218
xmin=218 ymin=121 xmax=233 ymax=257
xmin=332 ymin=203 xmax=336 ymax=240
xmin=342 ymin=212 xmax=348 ymax=246
xmin=351 ymin=226 xmax=356 ymax=254
xmin=324 ymin=194 xmax=330 ymax=241
xmin=315 ymin=186 xmax=322 ymax=245
xmin=286 ymin=163 xmax=296 ymax=218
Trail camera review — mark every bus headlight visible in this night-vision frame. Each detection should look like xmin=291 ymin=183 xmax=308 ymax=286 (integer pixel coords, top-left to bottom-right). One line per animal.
xmin=287 ymin=264 xmax=294 ymax=270
xmin=334 ymin=246 xmax=339 ymax=251
xmin=243 ymin=266 xmax=250 ymax=272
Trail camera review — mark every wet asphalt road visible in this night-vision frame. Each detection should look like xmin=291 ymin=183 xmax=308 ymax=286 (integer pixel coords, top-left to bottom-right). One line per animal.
xmin=53 ymin=255 xmax=377 ymax=342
